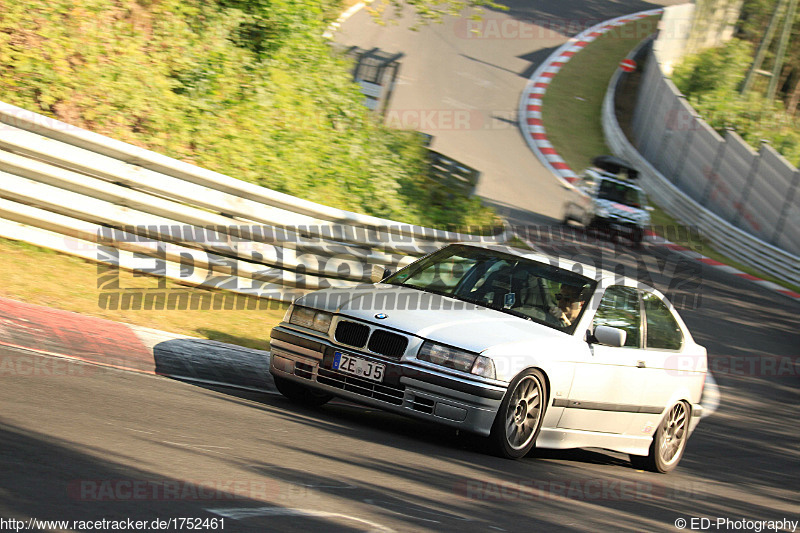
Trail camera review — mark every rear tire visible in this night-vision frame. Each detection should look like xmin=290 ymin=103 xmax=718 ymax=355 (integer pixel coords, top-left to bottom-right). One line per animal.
xmin=630 ymin=401 xmax=690 ymax=473
xmin=489 ymin=369 xmax=548 ymax=459
xmin=272 ymin=375 xmax=333 ymax=407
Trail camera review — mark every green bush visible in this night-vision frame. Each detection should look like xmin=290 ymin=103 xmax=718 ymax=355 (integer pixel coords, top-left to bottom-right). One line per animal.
xmin=0 ymin=0 xmax=498 ymax=229
xmin=671 ymin=39 xmax=753 ymax=96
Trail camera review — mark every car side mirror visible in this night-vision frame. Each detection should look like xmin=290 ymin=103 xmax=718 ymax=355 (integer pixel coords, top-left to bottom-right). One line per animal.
xmin=592 ymin=325 xmax=627 ymax=347
xmin=370 ymin=264 xmax=392 ymax=283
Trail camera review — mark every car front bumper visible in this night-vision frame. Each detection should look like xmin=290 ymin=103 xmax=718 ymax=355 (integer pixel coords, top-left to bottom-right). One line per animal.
xmin=268 ymin=326 xmax=506 ymax=436
xmin=592 ymin=216 xmax=643 ymax=235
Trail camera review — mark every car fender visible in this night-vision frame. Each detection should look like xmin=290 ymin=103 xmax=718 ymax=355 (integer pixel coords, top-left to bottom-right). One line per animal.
xmin=657 ymin=388 xmax=697 ymax=423
xmin=482 ymin=337 xmax=584 ymax=423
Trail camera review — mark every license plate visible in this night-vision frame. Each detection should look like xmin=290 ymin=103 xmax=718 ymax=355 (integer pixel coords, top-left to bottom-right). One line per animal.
xmin=333 ymin=351 xmax=385 ymax=382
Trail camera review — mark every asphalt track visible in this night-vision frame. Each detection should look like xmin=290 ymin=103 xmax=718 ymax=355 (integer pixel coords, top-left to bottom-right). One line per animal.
xmin=1 ymin=1 xmax=799 ymax=532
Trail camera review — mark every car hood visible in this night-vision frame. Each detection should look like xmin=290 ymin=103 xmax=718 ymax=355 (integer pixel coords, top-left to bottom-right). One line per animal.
xmin=297 ymin=285 xmax=567 ymax=353
xmin=594 ymin=198 xmax=649 ymax=223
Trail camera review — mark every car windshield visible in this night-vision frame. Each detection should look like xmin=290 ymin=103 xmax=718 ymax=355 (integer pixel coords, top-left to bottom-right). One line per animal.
xmin=597 ymin=179 xmax=645 ymax=208
xmin=384 ymin=245 xmax=597 ymax=333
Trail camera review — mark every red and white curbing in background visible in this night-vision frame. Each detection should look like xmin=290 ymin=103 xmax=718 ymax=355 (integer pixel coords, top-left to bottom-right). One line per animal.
xmin=519 ymin=9 xmax=663 ymax=185
xmin=654 ymin=237 xmax=800 ymax=301
xmin=517 ymin=8 xmax=800 ymax=303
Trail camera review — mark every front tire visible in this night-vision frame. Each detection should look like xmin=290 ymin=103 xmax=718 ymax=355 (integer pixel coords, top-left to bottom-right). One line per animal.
xmin=630 ymin=401 xmax=690 ymax=473
xmin=272 ymin=375 xmax=333 ymax=407
xmin=489 ymin=369 xmax=548 ymax=459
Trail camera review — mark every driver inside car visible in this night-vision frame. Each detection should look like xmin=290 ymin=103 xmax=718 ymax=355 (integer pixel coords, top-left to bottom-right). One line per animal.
xmin=549 ymin=283 xmax=587 ymax=327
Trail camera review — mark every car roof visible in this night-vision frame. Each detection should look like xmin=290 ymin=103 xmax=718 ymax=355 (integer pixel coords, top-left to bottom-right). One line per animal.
xmin=584 ymin=168 xmax=644 ymax=191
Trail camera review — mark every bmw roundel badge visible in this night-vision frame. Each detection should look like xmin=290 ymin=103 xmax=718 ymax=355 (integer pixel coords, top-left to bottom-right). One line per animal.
xmin=375 ymin=313 xmax=388 ymax=320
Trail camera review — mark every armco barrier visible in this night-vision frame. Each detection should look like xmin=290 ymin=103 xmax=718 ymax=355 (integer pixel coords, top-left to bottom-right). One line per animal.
xmin=0 ymin=101 xmax=509 ymax=300
xmin=602 ymin=46 xmax=800 ymax=287
xmin=0 ymin=101 xmax=504 ymax=244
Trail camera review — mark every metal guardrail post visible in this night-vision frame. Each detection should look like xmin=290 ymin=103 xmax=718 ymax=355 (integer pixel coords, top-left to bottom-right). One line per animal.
xmin=670 ymin=108 xmax=698 ymax=190
xmin=771 ymin=167 xmax=800 ymax=245
xmin=730 ymin=143 xmax=763 ymax=229
xmin=699 ymin=130 xmax=730 ymax=207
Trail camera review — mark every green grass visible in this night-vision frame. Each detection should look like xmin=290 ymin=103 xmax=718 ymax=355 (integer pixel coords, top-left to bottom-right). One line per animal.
xmin=0 ymin=237 xmax=287 ymax=350
xmin=0 ymin=0 xmax=498 ymax=230
xmin=648 ymin=207 xmax=800 ymax=294
xmin=540 ymin=15 xmax=799 ymax=295
xmin=542 ymin=16 xmax=660 ymax=172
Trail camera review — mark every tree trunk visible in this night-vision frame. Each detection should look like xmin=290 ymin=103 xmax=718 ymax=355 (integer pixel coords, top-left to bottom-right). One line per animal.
xmin=787 ymin=74 xmax=800 ymax=114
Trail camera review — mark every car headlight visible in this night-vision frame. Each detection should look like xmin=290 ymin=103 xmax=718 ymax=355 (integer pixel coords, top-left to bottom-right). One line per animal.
xmin=288 ymin=305 xmax=333 ymax=334
xmin=417 ymin=341 xmax=496 ymax=379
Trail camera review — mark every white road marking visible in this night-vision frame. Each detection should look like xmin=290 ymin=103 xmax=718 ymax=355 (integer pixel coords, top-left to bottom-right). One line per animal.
xmin=363 ymin=498 xmax=475 ymax=524
xmin=122 ymin=427 xmax=155 ymax=435
xmin=440 ymin=96 xmax=477 ymax=109
xmin=323 ymin=1 xmax=369 ymax=39
xmin=206 ymin=506 xmax=395 ymax=533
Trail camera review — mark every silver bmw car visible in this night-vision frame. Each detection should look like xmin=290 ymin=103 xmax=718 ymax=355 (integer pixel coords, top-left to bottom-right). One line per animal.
xmin=269 ymin=243 xmax=707 ymax=472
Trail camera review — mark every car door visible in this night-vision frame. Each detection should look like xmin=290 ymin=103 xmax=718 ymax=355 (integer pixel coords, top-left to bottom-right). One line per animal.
xmin=626 ymin=291 xmax=702 ymax=435
xmin=556 ymin=285 xmax=648 ymax=435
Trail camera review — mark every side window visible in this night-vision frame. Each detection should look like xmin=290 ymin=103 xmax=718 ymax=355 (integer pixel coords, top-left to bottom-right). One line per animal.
xmin=592 ymin=286 xmax=641 ymax=348
xmin=643 ymin=293 xmax=683 ymax=350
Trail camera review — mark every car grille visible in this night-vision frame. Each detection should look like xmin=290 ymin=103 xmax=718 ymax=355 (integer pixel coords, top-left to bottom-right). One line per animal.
xmin=334 ymin=320 xmax=409 ymax=359
xmin=368 ymin=329 xmax=408 ymax=358
xmin=294 ymin=362 xmax=314 ymax=380
xmin=317 ymin=368 xmax=405 ymax=405
xmin=410 ymin=394 xmax=435 ymax=414
xmin=334 ymin=321 xmax=370 ymax=347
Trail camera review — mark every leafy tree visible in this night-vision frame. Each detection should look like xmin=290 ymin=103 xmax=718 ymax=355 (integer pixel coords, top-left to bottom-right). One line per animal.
xmin=673 ymin=40 xmax=800 ymax=165
xmin=0 ymin=0 xmax=499 ymax=229
xmin=737 ymin=0 xmax=800 ymax=108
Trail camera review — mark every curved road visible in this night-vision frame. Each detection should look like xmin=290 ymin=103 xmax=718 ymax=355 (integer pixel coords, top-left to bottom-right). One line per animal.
xmin=336 ymin=0 xmax=686 ymax=224
xmin=1 ymin=1 xmax=798 ymax=532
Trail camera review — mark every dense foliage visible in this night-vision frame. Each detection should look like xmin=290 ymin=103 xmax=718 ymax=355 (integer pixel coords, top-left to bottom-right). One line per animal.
xmin=670 ymin=0 xmax=800 ymax=165
xmin=672 ymin=34 xmax=800 ymax=165
xmin=0 ymin=0 xmax=498 ymax=229
xmin=739 ymin=0 xmax=800 ymax=104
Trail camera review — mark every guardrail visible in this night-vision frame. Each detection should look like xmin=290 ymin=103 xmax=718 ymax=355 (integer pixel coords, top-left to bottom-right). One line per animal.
xmin=0 ymin=101 xmax=509 ymax=302
xmin=602 ymin=45 xmax=800 ymax=287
